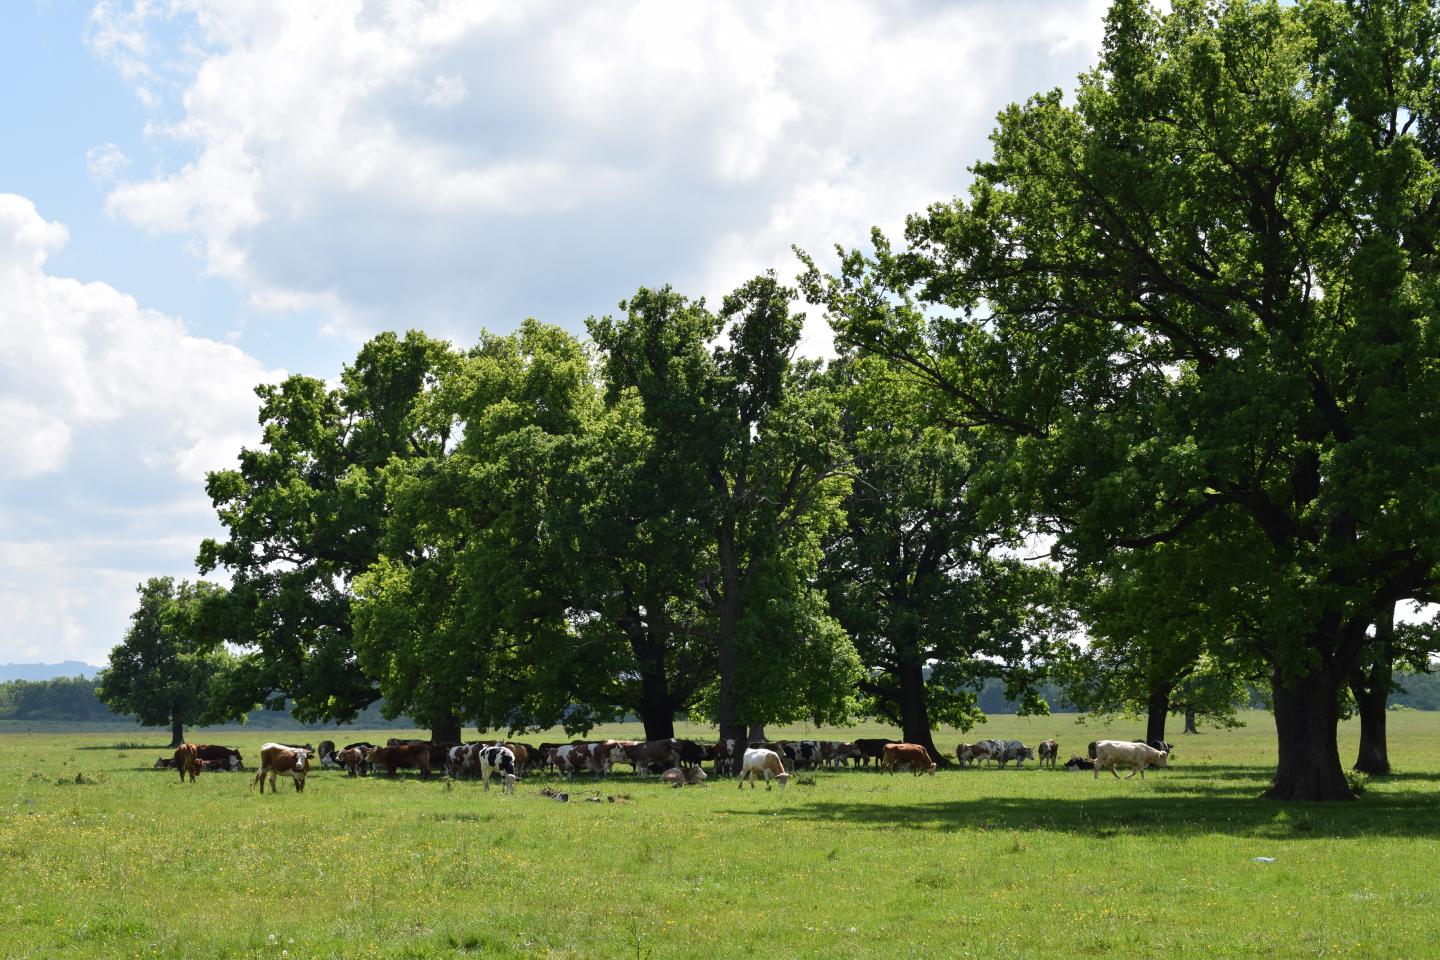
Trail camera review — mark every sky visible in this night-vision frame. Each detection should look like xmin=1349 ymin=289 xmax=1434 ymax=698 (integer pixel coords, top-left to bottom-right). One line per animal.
xmin=0 ymin=0 xmax=1114 ymax=667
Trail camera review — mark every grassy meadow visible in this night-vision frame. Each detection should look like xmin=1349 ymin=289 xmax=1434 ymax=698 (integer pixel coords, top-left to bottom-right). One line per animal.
xmin=1 ymin=711 xmax=1437 ymax=959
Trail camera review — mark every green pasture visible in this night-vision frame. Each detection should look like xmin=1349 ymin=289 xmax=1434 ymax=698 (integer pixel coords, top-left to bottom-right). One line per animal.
xmin=0 ymin=711 xmax=1436 ymax=959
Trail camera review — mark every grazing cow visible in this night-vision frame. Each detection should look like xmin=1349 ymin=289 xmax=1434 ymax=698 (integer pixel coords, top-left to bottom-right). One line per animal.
xmin=1093 ymin=740 xmax=1168 ymax=780
xmin=661 ymin=766 xmax=708 ymax=787
xmin=173 ymin=743 xmax=202 ymax=782
xmin=1037 ymin=739 xmax=1059 ymax=768
xmin=881 ymin=743 xmax=937 ymax=776
xmin=853 ymin=738 xmax=897 ymax=768
xmin=738 ymin=748 xmax=791 ymax=791
xmin=475 ymin=745 xmax=518 ymax=792
xmin=1063 ymin=756 xmax=1095 ymax=771
xmin=193 ymin=744 xmax=244 ymax=771
xmin=253 ymin=743 xmax=311 ymax=793
xmin=366 ymin=743 xmax=432 ymax=777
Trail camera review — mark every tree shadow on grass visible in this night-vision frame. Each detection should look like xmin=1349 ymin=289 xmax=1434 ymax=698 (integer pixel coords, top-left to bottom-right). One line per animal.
xmin=734 ymin=775 xmax=1440 ymax=840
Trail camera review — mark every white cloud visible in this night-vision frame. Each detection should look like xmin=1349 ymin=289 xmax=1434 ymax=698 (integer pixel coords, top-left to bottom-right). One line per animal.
xmin=0 ymin=193 xmax=281 ymax=482
xmin=85 ymin=0 xmax=1111 ymax=344
xmin=85 ymin=142 xmax=131 ymax=184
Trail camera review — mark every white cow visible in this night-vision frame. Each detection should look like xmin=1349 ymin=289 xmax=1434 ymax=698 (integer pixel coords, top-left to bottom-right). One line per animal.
xmin=1093 ymin=740 xmax=1168 ymax=780
xmin=738 ymin=748 xmax=791 ymax=791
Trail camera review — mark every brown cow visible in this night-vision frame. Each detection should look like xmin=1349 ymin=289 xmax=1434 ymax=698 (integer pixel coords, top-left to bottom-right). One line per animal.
xmin=882 ymin=743 xmax=936 ymax=776
xmin=333 ymin=747 xmax=367 ymax=777
xmin=193 ymin=744 xmax=244 ymax=771
xmin=253 ymin=743 xmax=312 ymax=793
xmin=173 ymin=743 xmax=202 ymax=782
xmin=367 ymin=743 xmax=432 ymax=777
xmin=1037 ymin=739 xmax=1059 ymax=768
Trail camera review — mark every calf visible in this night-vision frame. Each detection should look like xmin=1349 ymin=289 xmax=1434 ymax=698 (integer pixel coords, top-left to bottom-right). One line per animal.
xmin=1093 ymin=740 xmax=1168 ymax=780
xmin=738 ymin=748 xmax=790 ymax=791
xmin=1037 ymin=739 xmax=1059 ymax=768
xmin=173 ymin=743 xmax=202 ymax=783
xmin=253 ymin=743 xmax=311 ymax=793
xmin=881 ymin=743 xmax=936 ymax=776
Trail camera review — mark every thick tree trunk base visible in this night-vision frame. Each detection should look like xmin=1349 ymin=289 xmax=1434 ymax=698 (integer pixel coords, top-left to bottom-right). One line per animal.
xmin=1182 ymin=707 xmax=1198 ymax=735
xmin=1352 ymin=689 xmax=1391 ymax=776
xmin=169 ymin=716 xmax=184 ymax=749
xmin=1145 ymin=688 xmax=1170 ymax=744
xmin=1264 ymin=668 xmax=1354 ymax=802
xmin=430 ymin=721 xmax=462 ymax=744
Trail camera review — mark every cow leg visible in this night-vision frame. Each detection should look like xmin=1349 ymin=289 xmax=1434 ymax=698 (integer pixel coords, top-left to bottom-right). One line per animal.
xmin=1093 ymin=763 xmax=1100 ymax=780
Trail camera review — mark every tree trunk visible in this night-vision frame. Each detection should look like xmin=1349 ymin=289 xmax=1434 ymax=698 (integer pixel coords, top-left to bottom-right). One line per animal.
xmin=746 ymin=724 xmax=768 ymax=743
xmin=1265 ymin=665 xmax=1353 ymax=801
xmin=429 ymin=714 xmax=462 ymax=745
xmin=715 ymin=525 xmax=746 ymax=770
xmin=1182 ymin=706 xmax=1198 ymax=735
xmin=169 ymin=713 xmax=185 ymax=748
xmin=1351 ymin=603 xmax=1394 ymax=775
xmin=897 ymin=656 xmax=944 ymax=764
xmin=633 ymin=640 xmax=677 ymax=742
xmin=1145 ymin=686 xmax=1170 ymax=744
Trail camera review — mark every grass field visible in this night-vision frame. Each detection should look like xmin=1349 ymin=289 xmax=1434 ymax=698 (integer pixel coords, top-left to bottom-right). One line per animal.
xmin=1 ymin=711 xmax=1436 ymax=959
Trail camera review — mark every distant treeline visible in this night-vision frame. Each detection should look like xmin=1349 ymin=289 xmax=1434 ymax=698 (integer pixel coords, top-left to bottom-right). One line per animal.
xmin=5 ymin=672 xmax=1440 ymax=726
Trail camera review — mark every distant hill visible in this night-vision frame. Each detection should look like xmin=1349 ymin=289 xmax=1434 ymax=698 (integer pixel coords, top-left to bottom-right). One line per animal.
xmin=0 ymin=661 xmax=102 ymax=681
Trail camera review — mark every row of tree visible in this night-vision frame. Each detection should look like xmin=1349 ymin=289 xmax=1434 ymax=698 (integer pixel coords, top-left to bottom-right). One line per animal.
xmin=101 ymin=0 xmax=1440 ymax=800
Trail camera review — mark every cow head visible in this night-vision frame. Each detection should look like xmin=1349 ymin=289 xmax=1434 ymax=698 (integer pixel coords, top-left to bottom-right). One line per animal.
xmin=229 ymin=754 xmax=244 ymax=771
xmin=773 ymin=772 xmax=791 ymax=791
xmin=1154 ymin=751 xmax=1169 ymax=768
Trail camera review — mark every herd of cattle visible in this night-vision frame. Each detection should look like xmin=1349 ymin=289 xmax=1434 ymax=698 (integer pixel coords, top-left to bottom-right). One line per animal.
xmin=158 ymin=734 xmax=1174 ymax=794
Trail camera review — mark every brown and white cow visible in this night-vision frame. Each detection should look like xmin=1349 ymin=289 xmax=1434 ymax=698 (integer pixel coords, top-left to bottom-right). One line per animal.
xmin=1037 ymin=739 xmax=1059 ymax=768
xmin=738 ymin=748 xmax=790 ymax=791
xmin=366 ymin=742 xmax=432 ymax=777
xmin=333 ymin=746 xmax=367 ymax=777
xmin=173 ymin=743 xmax=202 ymax=782
xmin=548 ymin=743 xmax=596 ymax=779
xmin=193 ymin=744 xmax=244 ymax=771
xmin=882 ymin=743 xmax=937 ymax=776
xmin=253 ymin=743 xmax=311 ymax=793
xmin=711 ymin=739 xmax=738 ymax=777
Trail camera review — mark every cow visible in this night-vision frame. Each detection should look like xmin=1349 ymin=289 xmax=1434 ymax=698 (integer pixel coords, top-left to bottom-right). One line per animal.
xmin=625 ymin=739 xmax=682 ymax=776
xmin=342 ymin=742 xmax=375 ymax=776
xmin=591 ymin=740 xmax=632 ymax=775
xmin=1138 ymin=739 xmax=1175 ymax=758
xmin=193 ymin=744 xmax=244 ymax=771
xmin=853 ymin=738 xmax=897 ymax=768
xmin=992 ymin=740 xmax=1035 ymax=768
xmin=366 ymin=743 xmax=432 ymax=777
xmin=316 ymin=740 xmax=335 ymax=764
xmin=173 ymin=743 xmax=202 ymax=782
xmin=548 ymin=743 xmax=596 ymax=779
xmin=334 ymin=746 xmax=368 ymax=777
xmin=475 ymin=745 xmax=518 ymax=792
xmin=536 ymin=743 xmax=564 ymax=773
xmin=504 ymin=742 xmax=531 ymax=775
xmin=661 ymin=766 xmax=708 ymax=787
xmin=738 ymin=748 xmax=790 ymax=791
xmin=881 ymin=743 xmax=937 ymax=776
xmin=711 ymin=739 xmax=738 ymax=777
xmin=675 ymin=739 xmax=709 ymax=768
xmin=320 ymin=750 xmax=346 ymax=771
xmin=792 ymin=741 xmax=823 ymax=770
xmin=955 ymin=742 xmax=992 ymax=768
xmin=1063 ymin=756 xmax=1095 ymax=771
xmin=1037 ymin=739 xmax=1059 ymax=768
xmin=1093 ymin=740 xmax=1169 ymax=780
xmin=253 ymin=743 xmax=312 ymax=793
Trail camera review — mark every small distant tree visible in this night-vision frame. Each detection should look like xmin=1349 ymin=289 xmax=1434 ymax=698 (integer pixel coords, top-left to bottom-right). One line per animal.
xmin=97 ymin=578 xmax=242 ymax=746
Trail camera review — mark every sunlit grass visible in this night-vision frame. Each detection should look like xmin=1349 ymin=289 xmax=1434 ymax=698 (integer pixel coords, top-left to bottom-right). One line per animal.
xmin=0 ymin=711 xmax=1435 ymax=958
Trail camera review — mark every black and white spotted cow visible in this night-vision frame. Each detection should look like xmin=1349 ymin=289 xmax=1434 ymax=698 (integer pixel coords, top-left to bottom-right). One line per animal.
xmin=477 ymin=745 xmax=518 ymax=793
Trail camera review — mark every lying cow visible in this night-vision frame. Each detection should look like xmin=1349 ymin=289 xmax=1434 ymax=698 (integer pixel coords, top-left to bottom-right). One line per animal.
xmin=738 ymin=748 xmax=790 ymax=791
xmin=173 ymin=743 xmax=202 ymax=782
xmin=194 ymin=744 xmax=244 ymax=771
xmin=882 ymin=742 xmax=937 ymax=775
xmin=1063 ymin=756 xmax=1095 ymax=771
xmin=1093 ymin=740 xmax=1168 ymax=780
xmin=366 ymin=742 xmax=431 ymax=777
xmin=253 ymin=743 xmax=311 ymax=793
xmin=1037 ymin=739 xmax=1059 ymax=768
xmin=660 ymin=766 xmax=708 ymax=787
